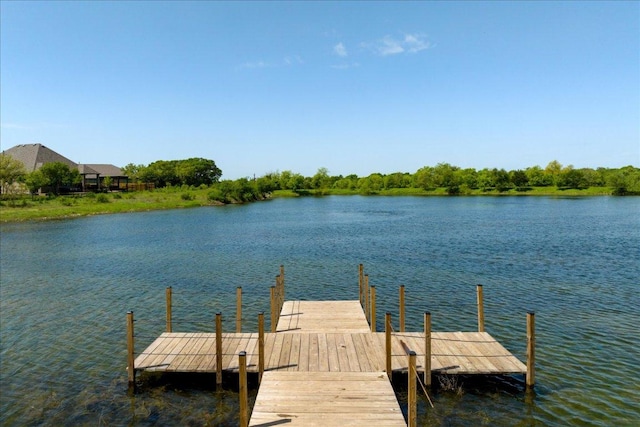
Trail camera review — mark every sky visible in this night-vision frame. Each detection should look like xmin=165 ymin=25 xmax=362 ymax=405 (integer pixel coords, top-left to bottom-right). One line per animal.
xmin=1 ymin=1 xmax=638 ymax=180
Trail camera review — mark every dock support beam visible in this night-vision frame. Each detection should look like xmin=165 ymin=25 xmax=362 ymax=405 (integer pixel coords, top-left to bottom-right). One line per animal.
xmin=385 ymin=312 xmax=392 ymax=380
xmin=127 ymin=311 xmax=135 ymax=390
xmin=408 ymin=350 xmax=417 ymax=427
xmin=399 ymin=285 xmax=405 ymax=332
xmin=477 ymin=284 xmax=485 ymax=332
xmin=216 ymin=312 xmax=223 ymax=389
xmin=527 ymin=311 xmax=536 ymax=389
xmin=424 ymin=311 xmax=431 ymax=387
xmin=236 ymin=287 xmax=242 ymax=333
xmin=258 ymin=312 xmax=265 ymax=383
xmin=165 ymin=287 xmax=172 ymax=333
xmin=239 ymin=351 xmax=248 ymax=427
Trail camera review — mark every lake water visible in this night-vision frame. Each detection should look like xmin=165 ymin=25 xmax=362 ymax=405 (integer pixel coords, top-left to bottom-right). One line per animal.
xmin=1 ymin=196 xmax=638 ymax=426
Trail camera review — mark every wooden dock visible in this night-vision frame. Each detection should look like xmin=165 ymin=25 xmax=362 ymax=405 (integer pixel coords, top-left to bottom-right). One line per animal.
xmin=129 ymin=267 xmax=534 ymax=426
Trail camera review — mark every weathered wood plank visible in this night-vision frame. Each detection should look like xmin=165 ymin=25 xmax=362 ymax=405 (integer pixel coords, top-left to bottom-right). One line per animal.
xmin=249 ymin=371 xmax=405 ymax=427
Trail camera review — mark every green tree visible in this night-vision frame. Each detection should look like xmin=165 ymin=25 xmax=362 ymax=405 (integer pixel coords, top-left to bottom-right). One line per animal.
xmin=0 ymin=154 xmax=27 ymax=195
xmin=38 ymin=162 xmax=80 ymax=195
xmin=24 ymin=170 xmax=47 ymax=195
xmin=510 ymin=170 xmax=529 ymax=190
xmin=525 ymin=166 xmax=552 ymax=186
xmin=175 ymin=158 xmax=222 ymax=186
xmin=122 ymin=163 xmax=145 ymax=182
xmin=312 ymin=167 xmax=330 ymax=191
xmin=413 ymin=166 xmax=436 ymax=190
xmin=545 ymin=160 xmax=563 ymax=186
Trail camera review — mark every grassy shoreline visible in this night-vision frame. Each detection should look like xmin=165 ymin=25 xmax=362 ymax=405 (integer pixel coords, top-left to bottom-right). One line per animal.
xmin=0 ymin=186 xmax=623 ymax=223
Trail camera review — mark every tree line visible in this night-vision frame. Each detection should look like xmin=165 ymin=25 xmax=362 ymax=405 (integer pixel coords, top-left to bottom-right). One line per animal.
xmin=255 ymin=162 xmax=640 ymax=196
xmin=2 ymin=153 xmax=639 ymax=201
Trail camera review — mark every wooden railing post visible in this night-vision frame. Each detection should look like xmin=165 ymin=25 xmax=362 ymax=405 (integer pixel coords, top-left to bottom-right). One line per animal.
xmin=364 ymin=274 xmax=370 ymax=323
xmin=408 ymin=350 xmax=417 ymax=427
xmin=165 ymin=287 xmax=172 ymax=333
xmin=527 ymin=311 xmax=536 ymax=389
xmin=270 ymin=286 xmax=277 ymax=332
xmin=399 ymin=285 xmax=405 ymax=332
xmin=280 ymin=264 xmax=285 ymax=305
xmin=216 ymin=312 xmax=223 ymax=389
xmin=258 ymin=312 xmax=265 ymax=382
xmin=424 ymin=311 xmax=431 ymax=387
xmin=370 ymin=285 xmax=376 ymax=332
xmin=385 ymin=312 xmax=392 ymax=380
xmin=359 ymin=264 xmax=364 ymax=308
xmin=127 ymin=311 xmax=135 ymax=389
xmin=477 ymin=284 xmax=485 ymax=332
xmin=239 ymin=351 xmax=248 ymax=427
xmin=236 ymin=287 xmax=242 ymax=333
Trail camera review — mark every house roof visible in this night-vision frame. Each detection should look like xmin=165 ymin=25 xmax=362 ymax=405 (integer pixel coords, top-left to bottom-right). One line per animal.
xmin=82 ymin=164 xmax=125 ymax=177
xmin=2 ymin=143 xmax=78 ymax=172
xmin=2 ymin=144 xmax=125 ymax=177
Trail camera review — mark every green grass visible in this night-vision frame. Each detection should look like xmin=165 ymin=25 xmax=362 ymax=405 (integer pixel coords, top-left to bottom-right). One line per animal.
xmin=0 ymin=186 xmax=618 ymax=223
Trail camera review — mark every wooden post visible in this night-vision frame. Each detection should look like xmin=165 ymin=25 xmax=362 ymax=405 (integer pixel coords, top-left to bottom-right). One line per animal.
xmin=258 ymin=312 xmax=265 ymax=383
xmin=280 ymin=264 xmax=285 ymax=304
xmin=359 ymin=264 xmax=364 ymax=308
xmin=270 ymin=286 xmax=277 ymax=332
xmin=165 ymin=287 xmax=172 ymax=333
xmin=239 ymin=351 xmax=248 ymax=427
xmin=370 ymin=285 xmax=376 ymax=332
xmin=364 ymin=274 xmax=370 ymax=323
xmin=127 ymin=311 xmax=135 ymax=388
xmin=216 ymin=312 xmax=223 ymax=389
xmin=424 ymin=311 xmax=431 ymax=387
xmin=477 ymin=284 xmax=485 ymax=332
xmin=236 ymin=287 xmax=242 ymax=333
xmin=408 ymin=350 xmax=417 ymax=427
xmin=399 ymin=285 xmax=405 ymax=332
xmin=526 ymin=311 xmax=536 ymax=388
xmin=385 ymin=312 xmax=392 ymax=380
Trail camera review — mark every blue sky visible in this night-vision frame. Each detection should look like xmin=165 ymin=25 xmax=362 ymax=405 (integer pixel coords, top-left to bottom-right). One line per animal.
xmin=1 ymin=1 xmax=638 ymax=179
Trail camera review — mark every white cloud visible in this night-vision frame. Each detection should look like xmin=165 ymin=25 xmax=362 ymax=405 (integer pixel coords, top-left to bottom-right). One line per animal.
xmin=333 ymin=42 xmax=348 ymax=57
xmin=364 ymin=33 xmax=432 ymax=56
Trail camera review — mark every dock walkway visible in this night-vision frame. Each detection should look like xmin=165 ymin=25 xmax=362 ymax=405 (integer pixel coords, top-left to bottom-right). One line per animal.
xmin=133 ymin=299 xmax=527 ymax=425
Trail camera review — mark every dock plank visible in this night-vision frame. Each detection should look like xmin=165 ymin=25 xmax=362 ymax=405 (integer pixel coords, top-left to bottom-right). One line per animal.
xmin=249 ymin=371 xmax=405 ymax=427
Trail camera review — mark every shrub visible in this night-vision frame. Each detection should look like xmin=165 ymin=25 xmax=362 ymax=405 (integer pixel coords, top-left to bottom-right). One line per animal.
xmin=180 ymin=192 xmax=194 ymax=201
xmin=112 ymin=193 xmax=122 ymax=199
xmin=96 ymin=194 xmax=110 ymax=203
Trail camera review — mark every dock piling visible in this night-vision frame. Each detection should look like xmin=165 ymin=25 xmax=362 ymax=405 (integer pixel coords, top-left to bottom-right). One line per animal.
xmin=359 ymin=264 xmax=364 ymax=308
xmin=239 ymin=351 xmax=248 ymax=427
xmin=408 ymin=350 xmax=417 ymax=427
xmin=477 ymin=284 xmax=485 ymax=332
xmin=216 ymin=312 xmax=223 ymax=389
xmin=399 ymin=285 xmax=405 ymax=332
xmin=370 ymin=285 xmax=376 ymax=332
xmin=165 ymin=287 xmax=172 ymax=333
xmin=258 ymin=312 xmax=265 ymax=382
xmin=527 ymin=311 xmax=536 ymax=388
xmin=270 ymin=286 xmax=277 ymax=332
xmin=127 ymin=311 xmax=135 ymax=388
xmin=236 ymin=287 xmax=242 ymax=333
xmin=424 ymin=311 xmax=431 ymax=387
xmin=385 ymin=312 xmax=392 ymax=380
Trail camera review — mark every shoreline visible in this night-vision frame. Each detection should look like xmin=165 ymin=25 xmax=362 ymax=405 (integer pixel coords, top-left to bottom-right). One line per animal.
xmin=0 ymin=186 xmax=633 ymax=224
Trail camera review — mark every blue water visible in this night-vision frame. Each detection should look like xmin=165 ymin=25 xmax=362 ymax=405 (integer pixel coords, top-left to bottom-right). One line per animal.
xmin=1 ymin=196 xmax=639 ymax=426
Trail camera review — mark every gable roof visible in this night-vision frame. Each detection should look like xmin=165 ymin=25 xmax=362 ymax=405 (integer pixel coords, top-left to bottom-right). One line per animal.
xmin=2 ymin=143 xmax=78 ymax=172
xmin=82 ymin=164 xmax=125 ymax=177
xmin=2 ymin=144 xmax=126 ymax=177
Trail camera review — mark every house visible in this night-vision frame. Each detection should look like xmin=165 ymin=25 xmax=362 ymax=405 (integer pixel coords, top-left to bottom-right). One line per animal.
xmin=2 ymin=143 xmax=128 ymax=192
